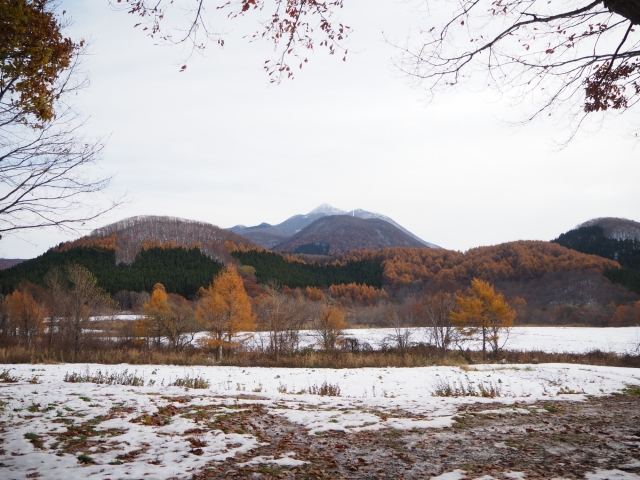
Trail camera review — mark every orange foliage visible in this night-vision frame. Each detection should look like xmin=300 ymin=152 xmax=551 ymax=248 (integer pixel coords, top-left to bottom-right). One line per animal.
xmin=611 ymin=303 xmax=640 ymax=327
xmin=54 ymin=234 xmax=118 ymax=252
xmin=196 ymin=267 xmax=255 ymax=357
xmin=304 ymin=286 xmax=325 ymax=302
xmin=282 ymin=254 xmax=307 ymax=264
xmin=342 ymin=241 xmax=620 ymax=288
xmin=328 ymin=283 xmax=388 ymax=305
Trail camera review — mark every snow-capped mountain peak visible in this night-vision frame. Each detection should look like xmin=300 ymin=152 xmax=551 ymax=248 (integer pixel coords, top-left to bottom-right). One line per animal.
xmin=307 ymin=204 xmax=347 ymax=216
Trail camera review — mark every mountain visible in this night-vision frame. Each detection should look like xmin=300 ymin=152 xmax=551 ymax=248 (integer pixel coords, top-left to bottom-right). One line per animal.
xmin=229 ymin=204 xmax=439 ymax=249
xmin=0 ymin=259 xmax=25 ymax=270
xmin=85 ymin=215 xmax=256 ymax=264
xmin=554 ymin=218 xmax=640 ymax=270
xmin=0 ymin=215 xmax=256 ymax=296
xmin=578 ymin=217 xmax=640 ymax=242
xmin=554 ymin=217 xmax=640 ymax=294
xmin=273 ymin=215 xmax=427 ymax=255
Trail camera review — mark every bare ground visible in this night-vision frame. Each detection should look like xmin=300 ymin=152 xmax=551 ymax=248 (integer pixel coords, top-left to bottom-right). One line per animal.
xmin=193 ymin=394 xmax=640 ymax=479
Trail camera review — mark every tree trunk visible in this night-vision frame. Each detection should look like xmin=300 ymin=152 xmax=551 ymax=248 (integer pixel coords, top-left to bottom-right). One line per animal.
xmin=604 ymin=0 xmax=640 ymax=24
xmin=482 ymin=326 xmax=486 ymax=361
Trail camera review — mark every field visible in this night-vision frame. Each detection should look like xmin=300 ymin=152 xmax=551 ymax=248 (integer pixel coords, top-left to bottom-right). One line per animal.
xmin=1 ymin=362 xmax=640 ymax=479
xmin=94 ymin=320 xmax=640 ymax=355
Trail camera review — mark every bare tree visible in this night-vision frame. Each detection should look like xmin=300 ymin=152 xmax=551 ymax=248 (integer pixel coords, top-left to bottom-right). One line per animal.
xmin=415 ymin=292 xmax=458 ymax=356
xmin=394 ymin=0 xmax=640 ymax=133
xmin=61 ymin=263 xmax=113 ymax=355
xmin=119 ymin=0 xmax=640 ymax=132
xmin=44 ymin=266 xmax=67 ymax=346
xmin=113 ymin=0 xmax=350 ymax=82
xmin=1 ymin=0 xmax=118 ymax=237
xmin=257 ymin=282 xmax=305 ymax=359
xmin=382 ymin=308 xmax=414 ymax=354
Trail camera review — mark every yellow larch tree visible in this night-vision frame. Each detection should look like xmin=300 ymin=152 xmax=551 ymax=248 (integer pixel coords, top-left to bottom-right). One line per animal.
xmin=139 ymin=283 xmax=172 ymax=348
xmin=450 ymin=278 xmax=516 ymax=359
xmin=5 ymin=289 xmax=46 ymax=347
xmin=196 ymin=267 xmax=255 ymax=359
xmin=140 ymin=283 xmax=197 ymax=351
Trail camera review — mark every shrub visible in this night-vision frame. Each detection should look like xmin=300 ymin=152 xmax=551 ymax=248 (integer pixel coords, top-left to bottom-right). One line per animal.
xmin=431 ymin=376 xmax=502 ymax=398
xmin=170 ymin=374 xmax=210 ymax=389
xmin=308 ymin=381 xmax=341 ymax=396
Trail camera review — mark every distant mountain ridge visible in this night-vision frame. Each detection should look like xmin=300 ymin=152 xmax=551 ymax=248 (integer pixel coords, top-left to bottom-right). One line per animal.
xmin=229 ymin=204 xmax=439 ymax=249
xmin=274 ymin=215 xmax=427 ymax=255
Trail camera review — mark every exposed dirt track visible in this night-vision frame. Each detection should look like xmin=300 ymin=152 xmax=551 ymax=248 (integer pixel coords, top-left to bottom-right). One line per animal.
xmin=193 ymin=394 xmax=640 ymax=479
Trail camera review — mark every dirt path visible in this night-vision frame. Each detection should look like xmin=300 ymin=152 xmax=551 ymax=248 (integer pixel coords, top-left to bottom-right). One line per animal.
xmin=193 ymin=394 xmax=640 ymax=479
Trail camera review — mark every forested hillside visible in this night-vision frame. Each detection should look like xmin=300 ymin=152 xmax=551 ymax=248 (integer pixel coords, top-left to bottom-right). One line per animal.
xmin=231 ymin=250 xmax=383 ymax=288
xmin=64 ymin=215 xmax=255 ymax=264
xmin=274 ymin=215 xmax=425 ymax=255
xmin=342 ymin=241 xmax=619 ymax=289
xmin=554 ymin=224 xmax=640 ymax=294
xmin=0 ymin=247 xmax=223 ymax=297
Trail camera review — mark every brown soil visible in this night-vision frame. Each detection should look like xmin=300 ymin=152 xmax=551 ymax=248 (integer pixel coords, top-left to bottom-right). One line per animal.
xmin=193 ymin=394 xmax=640 ymax=479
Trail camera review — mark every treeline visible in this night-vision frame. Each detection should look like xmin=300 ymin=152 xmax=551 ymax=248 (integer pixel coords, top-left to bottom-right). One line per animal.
xmin=553 ymin=225 xmax=640 ymax=294
xmin=0 ymin=247 xmax=223 ymax=297
xmin=231 ymin=249 xmax=383 ymax=288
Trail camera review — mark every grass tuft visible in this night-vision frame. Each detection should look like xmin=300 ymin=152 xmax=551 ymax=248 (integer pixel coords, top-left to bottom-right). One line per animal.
xmin=64 ymin=368 xmax=145 ymax=386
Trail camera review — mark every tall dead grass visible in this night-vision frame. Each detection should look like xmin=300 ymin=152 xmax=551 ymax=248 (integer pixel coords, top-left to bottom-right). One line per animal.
xmin=1 ymin=344 xmax=638 ymax=368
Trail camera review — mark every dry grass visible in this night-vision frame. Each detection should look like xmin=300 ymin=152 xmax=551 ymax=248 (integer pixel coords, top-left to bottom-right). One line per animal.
xmin=0 ymin=344 xmax=638 ymax=369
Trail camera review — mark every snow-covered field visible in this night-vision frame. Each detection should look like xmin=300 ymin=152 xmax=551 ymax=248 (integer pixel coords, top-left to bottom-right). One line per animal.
xmin=1 ymin=363 xmax=639 ymax=479
xmin=245 ymin=326 xmax=640 ymax=355
xmin=89 ymin=320 xmax=640 ymax=355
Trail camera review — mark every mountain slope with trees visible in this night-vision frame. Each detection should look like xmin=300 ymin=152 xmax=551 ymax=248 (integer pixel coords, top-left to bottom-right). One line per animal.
xmin=554 ymin=218 xmax=640 ymax=294
xmin=84 ymin=215 xmax=255 ymax=264
xmin=273 ymin=215 xmax=426 ymax=255
xmin=0 ymin=246 xmax=224 ymax=297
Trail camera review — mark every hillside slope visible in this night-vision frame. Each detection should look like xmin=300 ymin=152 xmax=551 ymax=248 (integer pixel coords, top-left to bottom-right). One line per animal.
xmin=69 ymin=216 xmax=255 ymax=264
xmin=0 ymin=247 xmax=223 ymax=297
xmin=273 ymin=215 xmax=426 ymax=255
xmin=554 ymin=218 xmax=640 ymax=294
xmin=342 ymin=241 xmax=621 ymax=289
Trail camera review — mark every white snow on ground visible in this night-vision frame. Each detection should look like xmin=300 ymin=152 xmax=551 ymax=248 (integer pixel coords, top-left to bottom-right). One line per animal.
xmin=1 ymin=363 xmax=639 ymax=479
xmin=241 ymin=326 xmax=640 ymax=355
xmin=89 ymin=314 xmax=142 ymax=322
xmin=95 ymin=323 xmax=640 ymax=354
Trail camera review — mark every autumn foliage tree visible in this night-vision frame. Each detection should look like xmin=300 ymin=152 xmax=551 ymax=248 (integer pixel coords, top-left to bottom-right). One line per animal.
xmin=314 ymin=303 xmax=346 ymax=351
xmin=4 ymin=287 xmax=46 ymax=347
xmin=140 ymin=283 xmax=198 ymax=351
xmin=1 ymin=0 xmax=116 ymax=236
xmin=196 ymin=267 xmax=255 ymax=359
xmin=450 ymin=279 xmax=516 ymax=359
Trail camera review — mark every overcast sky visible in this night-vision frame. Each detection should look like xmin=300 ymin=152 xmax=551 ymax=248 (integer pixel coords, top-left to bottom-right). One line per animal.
xmin=3 ymin=0 xmax=640 ymax=258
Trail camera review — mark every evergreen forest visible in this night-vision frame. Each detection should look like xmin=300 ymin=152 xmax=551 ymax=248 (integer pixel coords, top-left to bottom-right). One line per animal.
xmin=554 ymin=225 xmax=640 ymax=294
xmin=231 ymin=250 xmax=383 ymax=288
xmin=0 ymin=247 xmax=224 ymax=297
